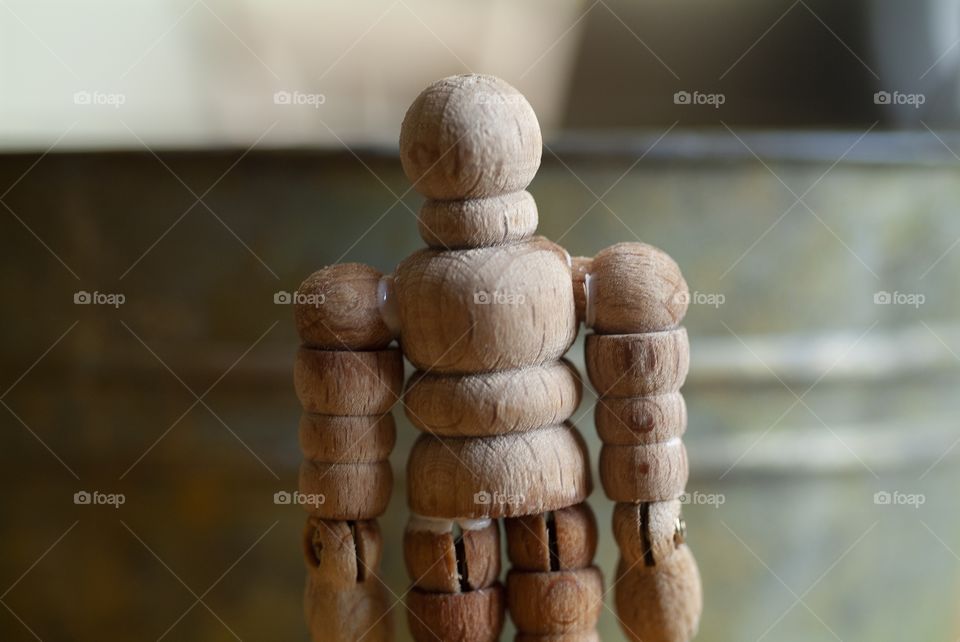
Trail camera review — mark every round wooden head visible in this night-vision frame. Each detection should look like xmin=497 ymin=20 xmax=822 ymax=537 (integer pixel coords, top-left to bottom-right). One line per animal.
xmin=399 ymin=74 xmax=542 ymax=200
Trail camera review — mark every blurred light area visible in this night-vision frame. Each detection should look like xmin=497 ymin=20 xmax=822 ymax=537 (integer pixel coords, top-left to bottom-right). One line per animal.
xmin=4 ymin=0 xmax=960 ymax=152
xmin=0 ymin=0 xmax=583 ymax=150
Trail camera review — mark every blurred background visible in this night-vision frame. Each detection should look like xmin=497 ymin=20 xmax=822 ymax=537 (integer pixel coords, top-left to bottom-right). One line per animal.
xmin=2 ymin=0 xmax=960 ymax=640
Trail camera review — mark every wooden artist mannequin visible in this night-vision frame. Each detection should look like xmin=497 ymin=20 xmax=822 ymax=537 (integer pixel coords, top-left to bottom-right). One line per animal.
xmin=292 ymin=74 xmax=701 ymax=642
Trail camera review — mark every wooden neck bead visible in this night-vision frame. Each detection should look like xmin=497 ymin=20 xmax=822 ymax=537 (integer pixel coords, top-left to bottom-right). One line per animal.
xmin=418 ymin=191 xmax=538 ymax=248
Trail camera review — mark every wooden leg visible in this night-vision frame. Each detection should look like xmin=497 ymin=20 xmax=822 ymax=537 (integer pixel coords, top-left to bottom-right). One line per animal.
xmin=504 ymin=503 xmax=603 ymax=640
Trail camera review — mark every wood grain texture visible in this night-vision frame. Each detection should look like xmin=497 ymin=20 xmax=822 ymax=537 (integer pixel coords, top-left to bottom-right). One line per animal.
xmin=295 ymin=263 xmax=395 ymax=350
xmin=407 ymin=424 xmax=591 ymax=519
xmin=418 ymin=191 xmax=538 ymax=249
xmin=298 ymin=413 xmax=396 ymax=463
xmin=614 ymin=546 xmax=702 ymax=642
xmin=506 ymin=567 xmax=603 ymax=635
xmin=585 ymin=328 xmax=689 ymax=398
xmin=304 ymin=571 xmax=394 ymax=642
xmin=394 ymin=237 xmax=577 ymax=373
xmin=399 ymin=74 xmax=541 ymax=200
xmin=293 ymin=347 xmax=403 ymax=415
xmin=599 ymin=440 xmax=688 ymax=503
xmin=404 ymin=360 xmax=582 ymax=436
xmin=504 ymin=503 xmax=598 ymax=572
xmin=299 ymin=460 xmax=393 ymax=520
xmin=302 ymin=517 xmax=382 ymax=589
xmin=586 ymin=242 xmax=688 ymax=334
xmin=595 ymin=393 xmax=687 ymax=445
xmin=404 ymin=519 xmax=500 ymax=593
xmin=612 ymin=500 xmax=684 ymax=567
xmin=407 ymin=584 xmax=505 ymax=642
xmin=516 ymin=633 xmax=600 ymax=642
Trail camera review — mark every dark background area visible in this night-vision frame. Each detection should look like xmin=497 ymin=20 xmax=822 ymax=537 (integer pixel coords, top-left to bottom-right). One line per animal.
xmin=2 ymin=1 xmax=960 ymax=640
